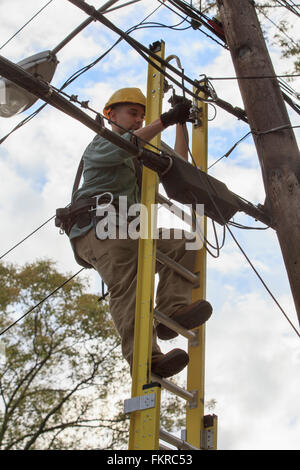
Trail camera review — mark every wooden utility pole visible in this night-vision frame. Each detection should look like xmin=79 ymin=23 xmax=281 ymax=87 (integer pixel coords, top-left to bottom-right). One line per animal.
xmin=216 ymin=0 xmax=300 ymax=324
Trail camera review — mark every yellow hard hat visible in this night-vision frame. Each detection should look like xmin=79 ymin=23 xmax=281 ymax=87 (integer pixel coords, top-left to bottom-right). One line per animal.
xmin=103 ymin=87 xmax=146 ymax=118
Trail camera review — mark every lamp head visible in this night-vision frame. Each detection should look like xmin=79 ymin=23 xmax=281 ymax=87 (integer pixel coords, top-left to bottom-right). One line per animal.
xmin=0 ymin=50 xmax=58 ymax=117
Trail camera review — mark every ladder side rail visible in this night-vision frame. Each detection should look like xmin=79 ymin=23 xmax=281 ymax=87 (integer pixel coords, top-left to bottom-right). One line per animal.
xmin=128 ymin=41 xmax=165 ymax=451
xmin=185 ymin=88 xmax=210 ymax=449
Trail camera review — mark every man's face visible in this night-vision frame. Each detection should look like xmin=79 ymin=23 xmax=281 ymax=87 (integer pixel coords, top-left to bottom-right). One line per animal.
xmin=110 ymin=103 xmax=145 ymax=133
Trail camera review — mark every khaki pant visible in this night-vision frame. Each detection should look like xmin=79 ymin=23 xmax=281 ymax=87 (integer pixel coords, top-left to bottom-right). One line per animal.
xmin=74 ymin=227 xmax=197 ymax=367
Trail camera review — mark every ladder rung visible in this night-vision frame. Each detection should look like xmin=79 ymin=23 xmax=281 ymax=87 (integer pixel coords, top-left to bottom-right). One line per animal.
xmin=159 ymin=429 xmax=200 ymax=451
xmin=156 ymin=249 xmax=199 ymax=286
xmin=151 ymin=373 xmax=197 ymax=405
xmin=159 ymin=443 xmax=173 ymax=450
xmin=154 ymin=309 xmax=198 ymax=343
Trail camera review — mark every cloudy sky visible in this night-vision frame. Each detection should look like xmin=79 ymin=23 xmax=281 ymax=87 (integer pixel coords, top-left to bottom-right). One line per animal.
xmin=0 ymin=0 xmax=300 ymax=450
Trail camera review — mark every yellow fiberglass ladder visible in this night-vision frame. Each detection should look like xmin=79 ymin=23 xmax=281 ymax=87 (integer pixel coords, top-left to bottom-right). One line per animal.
xmin=124 ymin=40 xmax=217 ymax=451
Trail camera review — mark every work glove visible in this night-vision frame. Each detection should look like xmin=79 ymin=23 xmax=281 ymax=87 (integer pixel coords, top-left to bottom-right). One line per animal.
xmin=168 ymin=93 xmax=191 ymax=108
xmin=160 ymin=98 xmax=191 ymax=128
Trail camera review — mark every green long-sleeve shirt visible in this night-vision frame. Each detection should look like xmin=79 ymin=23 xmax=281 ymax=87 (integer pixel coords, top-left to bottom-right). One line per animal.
xmin=69 ymin=131 xmax=140 ymax=241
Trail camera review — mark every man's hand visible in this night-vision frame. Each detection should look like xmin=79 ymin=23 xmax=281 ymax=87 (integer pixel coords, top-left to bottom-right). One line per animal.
xmin=160 ymin=99 xmax=191 ymax=128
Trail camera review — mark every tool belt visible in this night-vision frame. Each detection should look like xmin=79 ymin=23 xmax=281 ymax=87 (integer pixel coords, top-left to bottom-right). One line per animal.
xmin=55 ymin=193 xmax=113 ymax=236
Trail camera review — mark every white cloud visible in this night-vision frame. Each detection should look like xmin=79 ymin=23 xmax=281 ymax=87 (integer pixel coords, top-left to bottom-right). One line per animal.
xmin=209 ymin=158 xmax=265 ymax=203
xmin=205 ymin=289 xmax=300 ymax=449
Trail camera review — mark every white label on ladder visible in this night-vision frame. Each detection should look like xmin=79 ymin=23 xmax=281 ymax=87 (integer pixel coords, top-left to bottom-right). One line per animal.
xmin=124 ymin=393 xmax=156 ymax=414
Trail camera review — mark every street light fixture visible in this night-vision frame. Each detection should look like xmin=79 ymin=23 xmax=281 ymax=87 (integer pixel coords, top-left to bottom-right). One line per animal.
xmin=0 ymin=50 xmax=58 ymax=117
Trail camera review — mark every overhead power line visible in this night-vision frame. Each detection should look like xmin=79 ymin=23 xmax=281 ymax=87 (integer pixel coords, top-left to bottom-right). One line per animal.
xmin=51 ymin=0 xmax=142 ymax=55
xmin=159 ymin=0 xmax=228 ymax=49
xmin=259 ymin=2 xmax=300 ymax=7
xmin=259 ymin=7 xmax=300 ymax=50
xmin=207 ymin=73 xmax=300 ymax=80
xmin=0 ymin=215 xmax=55 ymax=260
xmin=208 ymin=124 xmax=300 ymax=169
xmin=0 ymin=267 xmax=85 ymax=336
xmin=274 ymin=0 xmax=300 ymax=16
xmin=164 ymin=0 xmax=228 ymax=45
xmin=0 ymin=0 xmax=54 ymax=51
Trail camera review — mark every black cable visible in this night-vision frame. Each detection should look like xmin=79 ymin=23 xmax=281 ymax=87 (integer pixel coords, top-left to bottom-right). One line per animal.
xmin=0 ymin=214 xmax=55 ymax=260
xmin=60 ymin=3 xmax=166 ymax=89
xmin=0 ymin=104 xmax=47 ymax=145
xmin=208 ymin=131 xmax=253 ymax=170
xmin=205 ymin=218 xmax=226 ymax=255
xmin=274 ymin=0 xmax=300 ymax=16
xmin=207 ymin=73 xmax=300 ymax=80
xmin=189 ymin=201 xmax=224 ymax=258
xmin=288 ymin=0 xmax=300 ymax=11
xmin=228 ymin=220 xmax=269 ymax=230
xmin=259 ymin=7 xmax=300 ymax=49
xmin=0 ymin=267 xmax=85 ymax=336
xmin=208 ymin=124 xmax=300 ymax=171
xmin=0 ymin=0 xmax=53 ymax=51
xmin=159 ymin=0 xmax=229 ymax=49
xmin=165 ymin=0 xmax=228 ymax=44
xmin=225 ymin=218 xmax=300 ymax=339
xmin=127 ymin=11 xmax=192 ymax=32
xmin=281 ymin=92 xmax=300 ymax=115
xmin=278 ymin=78 xmax=300 ymax=101
xmin=259 ymin=2 xmax=300 ymax=7
xmin=189 ymin=191 xmax=225 ymax=258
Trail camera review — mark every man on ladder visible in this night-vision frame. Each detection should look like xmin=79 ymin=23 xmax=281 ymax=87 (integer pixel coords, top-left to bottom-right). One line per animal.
xmin=68 ymin=87 xmax=213 ymax=378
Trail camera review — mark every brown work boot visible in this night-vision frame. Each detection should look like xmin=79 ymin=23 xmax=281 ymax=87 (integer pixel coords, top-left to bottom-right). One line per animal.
xmin=156 ymin=299 xmax=212 ymax=340
xmin=151 ymin=349 xmax=189 ymax=378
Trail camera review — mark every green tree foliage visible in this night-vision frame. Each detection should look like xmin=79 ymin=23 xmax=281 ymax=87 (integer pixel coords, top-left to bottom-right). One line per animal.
xmin=0 ymin=260 xmax=185 ymax=450
xmin=0 ymin=260 xmax=128 ymax=449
